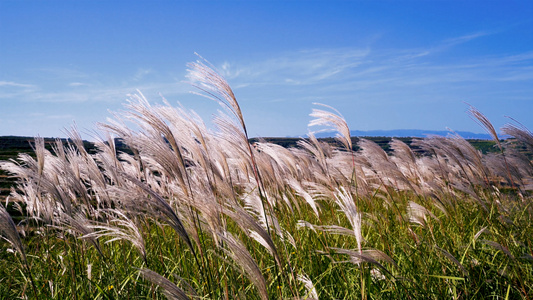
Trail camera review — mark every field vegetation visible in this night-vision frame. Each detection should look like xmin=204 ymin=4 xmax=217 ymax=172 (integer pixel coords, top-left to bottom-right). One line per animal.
xmin=1 ymin=60 xmax=532 ymax=299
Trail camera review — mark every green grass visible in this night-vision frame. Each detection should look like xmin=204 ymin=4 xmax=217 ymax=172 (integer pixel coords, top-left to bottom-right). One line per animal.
xmin=1 ymin=179 xmax=531 ymax=299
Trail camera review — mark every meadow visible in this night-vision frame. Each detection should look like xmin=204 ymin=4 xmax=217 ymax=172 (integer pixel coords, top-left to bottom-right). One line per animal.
xmin=1 ymin=60 xmax=532 ymax=299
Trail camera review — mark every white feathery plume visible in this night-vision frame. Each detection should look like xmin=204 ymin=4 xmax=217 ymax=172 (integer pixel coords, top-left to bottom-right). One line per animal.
xmin=335 ymin=187 xmax=362 ymax=254
xmin=331 ymin=247 xmax=395 ymax=274
xmin=0 ymin=202 xmax=37 ymax=296
xmin=467 ymin=105 xmax=501 ymax=149
xmin=187 ymin=55 xmax=245 ymax=130
xmin=82 ymin=209 xmax=146 ymax=262
xmin=60 ymin=212 xmax=104 ymax=257
xmin=296 ymin=220 xmax=356 ymax=237
xmin=407 ymin=201 xmax=437 ymax=227
xmin=309 ymin=103 xmax=352 ymax=151
xmin=0 ymin=204 xmax=27 ymax=263
xmin=187 ymin=59 xmax=270 ymax=221
xmin=243 ymin=187 xmax=268 ymax=228
xmin=223 ymin=205 xmax=280 ymax=268
xmin=138 ymin=268 xmax=193 ymax=300
xmin=298 ymin=132 xmax=330 ymax=177
xmin=288 ymin=179 xmax=320 ymax=218
xmin=217 ymin=231 xmax=268 ymax=300
xmin=297 ymin=273 xmax=319 ymax=300
xmin=119 ymin=172 xmax=195 ymax=255
xmin=502 ymin=117 xmax=533 ymax=152
xmin=255 ymin=142 xmax=299 ymax=178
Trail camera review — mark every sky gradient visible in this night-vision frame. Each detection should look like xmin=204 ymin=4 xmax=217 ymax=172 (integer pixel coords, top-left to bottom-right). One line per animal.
xmin=1 ymin=0 xmax=532 ymax=139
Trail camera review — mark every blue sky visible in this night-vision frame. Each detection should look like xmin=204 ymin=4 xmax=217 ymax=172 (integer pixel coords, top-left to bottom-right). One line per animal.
xmin=1 ymin=0 xmax=532 ymax=139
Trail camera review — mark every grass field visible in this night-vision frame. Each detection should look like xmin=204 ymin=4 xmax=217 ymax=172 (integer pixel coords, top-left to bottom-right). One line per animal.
xmin=1 ymin=60 xmax=532 ymax=299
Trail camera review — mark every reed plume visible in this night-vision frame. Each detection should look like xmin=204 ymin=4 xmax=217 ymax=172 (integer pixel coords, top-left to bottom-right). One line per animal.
xmin=138 ymin=268 xmax=194 ymax=300
xmin=217 ymin=231 xmax=268 ymax=300
xmin=309 ymin=103 xmax=352 ymax=151
xmin=0 ymin=203 xmax=37 ymax=296
xmin=335 ymin=187 xmax=362 ymax=254
xmin=0 ymin=204 xmax=26 ymax=264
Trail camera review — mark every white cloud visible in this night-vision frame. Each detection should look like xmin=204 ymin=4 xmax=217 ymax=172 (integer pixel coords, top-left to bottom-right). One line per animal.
xmin=34 ymin=67 xmax=89 ymax=79
xmin=210 ymin=31 xmax=533 ymax=113
xmin=441 ymin=31 xmax=495 ymax=47
xmin=133 ymin=68 xmax=153 ymax=81
xmin=69 ymin=82 xmax=89 ymax=87
xmin=28 ymin=112 xmax=73 ymax=120
xmin=0 ymin=81 xmax=34 ymax=88
xmin=0 ymin=68 xmax=190 ymax=104
xmin=219 ymin=47 xmax=371 ymax=86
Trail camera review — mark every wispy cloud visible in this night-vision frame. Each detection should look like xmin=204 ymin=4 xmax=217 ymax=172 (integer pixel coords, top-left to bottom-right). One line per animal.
xmin=132 ymin=68 xmax=154 ymax=81
xmin=0 ymin=81 xmax=35 ymax=88
xmin=68 ymin=82 xmax=90 ymax=87
xmin=0 ymin=69 xmax=190 ymax=104
xmin=389 ymin=31 xmax=497 ymax=61
xmin=34 ymin=67 xmax=91 ymax=79
xmin=219 ymin=48 xmax=371 ymax=85
xmin=217 ymin=31 xmax=502 ymax=91
xmin=7 ymin=30 xmax=526 ymax=110
xmin=441 ymin=31 xmax=495 ymax=47
xmin=217 ymin=32 xmax=533 ymax=106
xmin=28 ymin=112 xmax=75 ymax=120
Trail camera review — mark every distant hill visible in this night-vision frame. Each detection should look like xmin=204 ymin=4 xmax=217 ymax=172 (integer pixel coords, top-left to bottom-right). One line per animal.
xmin=313 ymin=129 xmax=492 ymax=140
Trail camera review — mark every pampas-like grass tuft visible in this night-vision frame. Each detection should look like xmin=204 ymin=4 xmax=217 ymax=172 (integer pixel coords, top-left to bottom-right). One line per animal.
xmin=0 ymin=59 xmax=532 ymax=299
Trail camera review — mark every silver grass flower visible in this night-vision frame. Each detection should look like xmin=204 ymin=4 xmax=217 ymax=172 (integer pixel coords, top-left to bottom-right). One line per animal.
xmin=309 ymin=103 xmax=352 ymax=151
xmin=447 ymin=133 xmax=490 ymax=185
xmin=331 ymin=247 xmax=395 ymax=275
xmin=212 ymin=113 xmax=252 ymax=162
xmin=390 ymin=138 xmax=419 ymax=180
xmin=335 ymin=187 xmax=362 ymax=253
xmin=93 ymin=134 xmax=123 ymax=189
xmin=138 ymin=268 xmax=193 ymax=300
xmin=502 ymin=118 xmax=533 ymax=152
xmin=296 ymin=220 xmax=318 ymax=233
xmin=119 ymin=172 xmax=195 ymax=255
xmin=298 ymin=132 xmax=331 ymax=177
xmin=83 ymin=209 xmax=146 ymax=262
xmin=297 ymin=220 xmax=356 ymax=237
xmin=358 ymin=138 xmax=414 ymax=191
xmin=223 ymin=205 xmax=281 ymax=267
xmin=467 ymin=105 xmax=519 ymax=189
xmin=0 ymin=203 xmax=38 ymax=296
xmin=242 ymin=188 xmax=269 ymax=229
xmin=0 ymin=204 xmax=27 ymax=263
xmin=467 ymin=105 xmax=502 ymax=149
xmin=217 ymin=231 xmax=268 ymax=300
xmin=288 ymin=179 xmax=320 ymax=218
xmin=297 ymin=274 xmax=319 ymax=300
xmin=60 ymin=212 xmax=104 ymax=257
xmin=255 ymin=142 xmax=299 ymax=179
xmin=32 ymin=136 xmax=45 ymax=177
xmin=407 ymin=201 xmax=438 ymax=227
xmin=122 ymin=96 xmax=190 ymax=191
xmin=187 ymin=55 xmax=245 ymax=130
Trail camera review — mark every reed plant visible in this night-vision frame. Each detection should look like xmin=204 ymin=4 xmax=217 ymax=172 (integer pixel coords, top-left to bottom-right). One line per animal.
xmin=1 ymin=59 xmax=532 ymax=299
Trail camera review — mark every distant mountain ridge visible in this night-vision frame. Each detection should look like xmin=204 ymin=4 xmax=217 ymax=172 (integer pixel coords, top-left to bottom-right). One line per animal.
xmin=313 ymin=129 xmax=492 ymax=140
